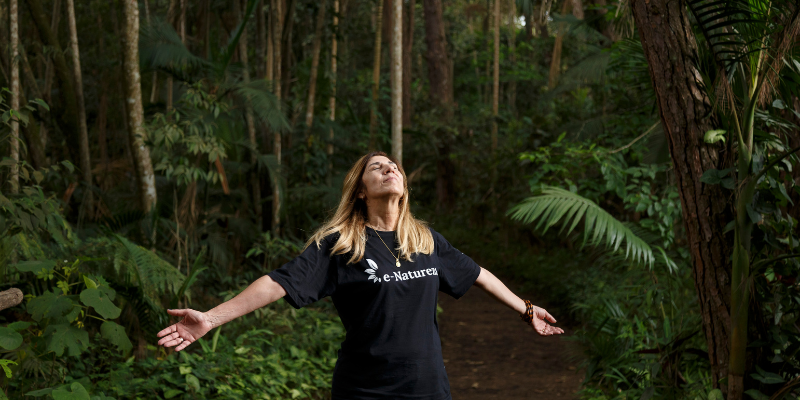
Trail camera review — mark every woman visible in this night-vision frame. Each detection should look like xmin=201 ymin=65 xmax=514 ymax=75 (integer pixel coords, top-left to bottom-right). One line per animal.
xmin=157 ymin=151 xmax=564 ymax=399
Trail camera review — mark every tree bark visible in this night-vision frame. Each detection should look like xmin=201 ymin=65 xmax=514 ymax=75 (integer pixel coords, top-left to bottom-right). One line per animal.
xmin=631 ymin=0 xmax=734 ymax=395
xmin=271 ymin=0 xmax=283 ymax=236
xmin=66 ymin=0 xmax=93 ymax=217
xmin=25 ymin=0 xmax=82 ymax=166
xmin=491 ymin=0 xmax=500 ymax=153
xmin=122 ymin=0 xmax=157 ymax=213
xmin=507 ymin=0 xmax=516 ymax=116
xmin=547 ymin=0 xmax=571 ymax=89
xmin=327 ymin=0 xmax=339 ymax=183
xmin=369 ymin=0 xmax=384 ymax=149
xmin=0 ymin=288 xmax=23 ymax=312
xmin=9 ymin=0 xmax=19 ymax=194
xmin=391 ymin=0 xmax=402 ymax=164
xmin=304 ymin=0 xmax=327 ymax=137
xmin=402 ymin=0 xmax=414 ymax=126
xmin=237 ymin=0 xmax=262 ymax=229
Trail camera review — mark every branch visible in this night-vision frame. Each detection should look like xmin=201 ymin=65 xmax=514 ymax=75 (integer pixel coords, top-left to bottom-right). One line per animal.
xmin=754 ymin=144 xmax=800 ymax=181
xmin=753 ymin=253 xmax=800 ymax=271
xmin=607 ymin=122 xmax=660 ymax=154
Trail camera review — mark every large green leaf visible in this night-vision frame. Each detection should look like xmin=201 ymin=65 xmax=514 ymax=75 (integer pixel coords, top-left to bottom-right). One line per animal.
xmin=507 ymin=186 xmax=654 ymax=266
xmin=100 ymin=321 xmax=133 ymax=353
xmin=27 ymin=291 xmax=80 ymax=323
xmin=14 ymin=259 xmax=55 ymax=273
xmin=44 ymin=324 xmax=90 ymax=356
xmin=0 ymin=327 xmax=22 ymax=350
xmin=51 ymin=383 xmax=91 ymax=400
xmin=80 ymin=288 xmax=121 ymax=320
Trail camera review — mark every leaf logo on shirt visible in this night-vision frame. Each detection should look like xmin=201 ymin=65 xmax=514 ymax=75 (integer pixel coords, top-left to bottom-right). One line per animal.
xmin=365 ymin=259 xmax=381 ymax=283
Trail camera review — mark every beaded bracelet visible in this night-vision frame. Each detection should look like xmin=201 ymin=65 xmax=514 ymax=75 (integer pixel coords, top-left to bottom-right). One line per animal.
xmin=520 ymin=299 xmax=534 ymax=324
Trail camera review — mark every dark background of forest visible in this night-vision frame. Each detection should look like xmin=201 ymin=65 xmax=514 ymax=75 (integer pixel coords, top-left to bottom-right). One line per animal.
xmin=1 ymin=0 xmax=800 ymax=399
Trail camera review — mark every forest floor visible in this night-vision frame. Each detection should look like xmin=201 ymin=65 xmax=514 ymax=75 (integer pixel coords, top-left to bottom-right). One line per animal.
xmin=438 ymin=273 xmax=586 ymax=399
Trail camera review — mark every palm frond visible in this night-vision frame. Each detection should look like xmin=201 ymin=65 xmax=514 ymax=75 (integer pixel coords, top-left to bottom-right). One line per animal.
xmin=216 ymin=0 xmax=258 ymax=77
xmin=140 ymin=19 xmax=212 ymax=81
xmin=507 ymin=186 xmax=654 ymax=266
xmin=233 ymin=80 xmax=289 ymax=132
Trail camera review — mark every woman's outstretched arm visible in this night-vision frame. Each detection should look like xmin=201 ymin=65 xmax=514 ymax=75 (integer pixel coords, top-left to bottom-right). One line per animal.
xmin=157 ymin=275 xmax=287 ymax=351
xmin=473 ymin=267 xmax=564 ymax=336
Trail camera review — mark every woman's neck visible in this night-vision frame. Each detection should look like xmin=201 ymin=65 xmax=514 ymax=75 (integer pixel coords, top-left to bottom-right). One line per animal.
xmin=365 ymin=198 xmax=400 ymax=231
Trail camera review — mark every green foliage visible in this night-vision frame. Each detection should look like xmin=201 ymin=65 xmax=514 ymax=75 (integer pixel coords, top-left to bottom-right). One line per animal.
xmin=508 ymin=185 xmax=655 ymax=266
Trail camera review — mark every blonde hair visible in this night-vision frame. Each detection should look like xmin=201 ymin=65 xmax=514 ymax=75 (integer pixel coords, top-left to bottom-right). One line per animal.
xmin=306 ymin=151 xmax=434 ymax=265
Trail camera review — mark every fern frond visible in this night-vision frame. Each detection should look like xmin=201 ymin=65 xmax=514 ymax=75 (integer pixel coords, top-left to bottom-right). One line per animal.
xmin=113 ymin=235 xmax=185 ymax=305
xmin=508 ymin=186 xmax=655 ymax=267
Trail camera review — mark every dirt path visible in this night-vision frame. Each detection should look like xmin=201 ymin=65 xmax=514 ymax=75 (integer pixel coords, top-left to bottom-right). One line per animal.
xmin=438 ymin=276 xmax=585 ymax=399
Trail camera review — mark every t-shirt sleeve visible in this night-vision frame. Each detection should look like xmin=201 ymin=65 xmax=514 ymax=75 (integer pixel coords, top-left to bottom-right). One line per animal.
xmin=432 ymin=229 xmax=482 ymax=299
xmin=267 ymin=235 xmax=338 ymax=309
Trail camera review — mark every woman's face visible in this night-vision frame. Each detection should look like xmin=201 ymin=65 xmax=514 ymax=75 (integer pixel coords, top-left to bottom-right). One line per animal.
xmin=359 ymin=155 xmax=404 ymax=202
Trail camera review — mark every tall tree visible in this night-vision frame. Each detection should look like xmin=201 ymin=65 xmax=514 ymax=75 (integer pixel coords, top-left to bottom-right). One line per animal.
xmin=304 ymin=0 xmax=327 ymax=138
xmin=491 ymin=0 xmax=500 ymax=153
xmin=271 ymin=0 xmax=283 ymax=236
xmin=630 ymin=0 xmax=734 ymax=395
xmin=236 ymin=0 xmax=262 ymax=229
xmin=25 ymin=0 xmax=82 ymax=165
xmin=9 ymin=0 xmax=19 ymax=194
xmin=507 ymin=0 xmax=516 ymax=115
xmin=327 ymin=0 xmax=339 ymax=182
xmin=66 ymin=0 xmax=93 ymax=216
xmin=401 ymin=0 xmax=414 ymax=126
xmin=423 ymin=0 xmax=455 ymax=209
xmin=390 ymin=0 xmax=402 ymax=163
xmin=369 ymin=0 xmax=384 ymax=149
xmin=122 ymin=0 xmax=157 ymax=213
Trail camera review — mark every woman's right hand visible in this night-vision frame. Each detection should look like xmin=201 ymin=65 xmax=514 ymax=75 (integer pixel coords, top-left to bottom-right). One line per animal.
xmin=156 ymin=309 xmax=214 ymax=351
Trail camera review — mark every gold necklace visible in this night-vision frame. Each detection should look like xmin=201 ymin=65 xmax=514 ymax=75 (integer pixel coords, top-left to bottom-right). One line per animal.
xmin=369 ymin=225 xmax=401 ymax=267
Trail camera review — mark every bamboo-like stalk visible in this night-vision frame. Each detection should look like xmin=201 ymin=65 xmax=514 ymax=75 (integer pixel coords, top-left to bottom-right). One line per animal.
xmin=491 ymin=0 xmax=499 ymax=153
xmin=391 ymin=0 xmax=402 ymax=164
xmin=327 ymin=0 xmax=339 ymax=184
xmin=9 ymin=0 xmax=19 ymax=194
xmin=304 ymin=0 xmax=328 ymax=138
xmin=67 ymin=0 xmax=94 ymax=218
xmin=238 ymin=0 xmax=261 ymax=228
xmin=271 ymin=0 xmax=283 ymax=236
xmin=369 ymin=0 xmax=384 ymax=149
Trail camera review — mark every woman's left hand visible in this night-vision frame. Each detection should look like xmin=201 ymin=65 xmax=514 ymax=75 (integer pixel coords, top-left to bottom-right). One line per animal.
xmin=529 ymin=305 xmax=564 ymax=336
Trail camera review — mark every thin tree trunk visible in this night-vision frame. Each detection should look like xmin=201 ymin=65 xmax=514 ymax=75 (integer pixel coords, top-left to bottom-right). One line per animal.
xmin=327 ymin=0 xmax=338 ymax=183
xmin=9 ymin=0 xmax=19 ymax=194
xmin=548 ymin=0 xmax=570 ymax=89
xmin=237 ymin=0 xmax=262 ymax=229
xmin=369 ymin=0 xmax=384 ymax=149
xmin=66 ymin=0 xmax=93 ymax=218
xmin=401 ymin=0 xmax=414 ymax=126
xmin=256 ymin=0 xmax=266 ymax=78
xmin=507 ymin=0 xmax=516 ymax=116
xmin=25 ymin=0 xmax=82 ymax=165
xmin=271 ymin=0 xmax=283 ymax=236
xmin=166 ymin=0 xmax=177 ymax=112
xmin=631 ymin=0 xmax=734 ymax=395
xmin=144 ymin=0 xmax=158 ymax=104
xmin=19 ymin=48 xmax=46 ymax=168
xmin=390 ymin=0 xmax=402 ymax=163
xmin=304 ymin=0 xmax=327 ymax=137
xmin=42 ymin=0 xmax=60 ymax=106
xmin=491 ymin=0 xmax=499 ymax=153
xmin=122 ymin=0 xmax=157 ymax=213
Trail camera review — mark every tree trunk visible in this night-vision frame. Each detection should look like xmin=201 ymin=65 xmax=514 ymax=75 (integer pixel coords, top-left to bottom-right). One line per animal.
xmin=256 ymin=0 xmax=266 ymax=79
xmin=9 ymin=0 xmax=19 ymax=194
xmin=507 ymin=0 xmax=516 ymax=116
xmin=66 ymin=0 xmax=93 ymax=218
xmin=304 ymin=0 xmax=327 ymax=137
xmin=327 ymin=0 xmax=338 ymax=183
xmin=390 ymin=0 xmax=402 ymax=164
xmin=369 ymin=0 xmax=384 ymax=149
xmin=423 ymin=0 xmax=455 ymax=210
xmin=122 ymin=0 xmax=157 ymax=213
xmin=42 ymin=0 xmax=61 ymax=106
xmin=271 ymin=0 xmax=283 ymax=236
xmin=547 ymin=0 xmax=570 ymax=89
xmin=144 ymin=0 xmax=158 ymax=104
xmin=237 ymin=0 xmax=262 ymax=230
xmin=631 ymin=0 xmax=734 ymax=395
xmin=25 ymin=0 xmax=82 ymax=166
xmin=401 ymin=0 xmax=414 ymax=126
xmin=491 ymin=0 xmax=499 ymax=153
xmin=19 ymin=49 xmax=47 ymax=169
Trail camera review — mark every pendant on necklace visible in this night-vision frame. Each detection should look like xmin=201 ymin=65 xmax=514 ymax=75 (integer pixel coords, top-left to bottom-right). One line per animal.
xmin=396 ymin=260 xmax=401 ymax=267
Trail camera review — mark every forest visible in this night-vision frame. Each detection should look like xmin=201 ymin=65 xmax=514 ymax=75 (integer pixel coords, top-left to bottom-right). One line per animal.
xmin=1 ymin=0 xmax=800 ymax=398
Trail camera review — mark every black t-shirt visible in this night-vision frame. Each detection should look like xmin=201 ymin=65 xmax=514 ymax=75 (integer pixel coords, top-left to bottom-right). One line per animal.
xmin=267 ymin=227 xmax=482 ymax=400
